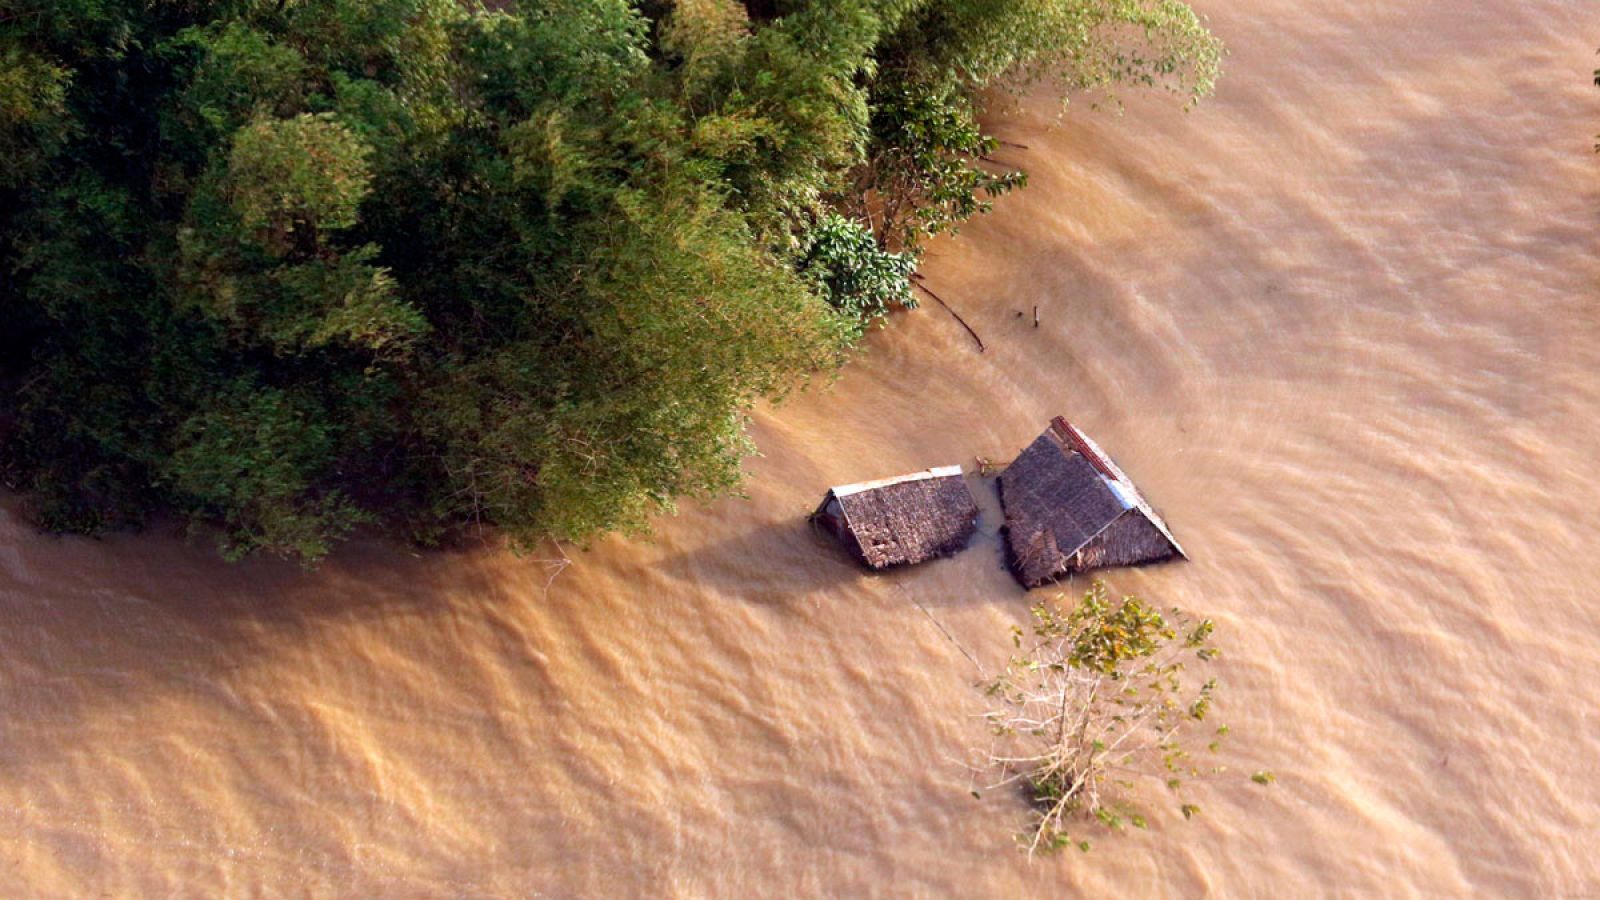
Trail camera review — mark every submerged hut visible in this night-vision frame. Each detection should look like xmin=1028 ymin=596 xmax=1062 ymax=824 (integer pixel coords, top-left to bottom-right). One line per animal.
xmin=813 ymin=466 xmax=979 ymax=570
xmin=999 ymin=418 xmax=1185 ymax=588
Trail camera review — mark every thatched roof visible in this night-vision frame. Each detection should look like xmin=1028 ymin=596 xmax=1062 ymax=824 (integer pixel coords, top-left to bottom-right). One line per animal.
xmin=813 ymin=466 xmax=979 ymax=569
xmin=999 ymin=418 xmax=1184 ymax=588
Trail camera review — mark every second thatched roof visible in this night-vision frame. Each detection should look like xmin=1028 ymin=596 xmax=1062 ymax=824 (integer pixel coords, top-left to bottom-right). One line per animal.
xmin=999 ymin=418 xmax=1184 ymax=588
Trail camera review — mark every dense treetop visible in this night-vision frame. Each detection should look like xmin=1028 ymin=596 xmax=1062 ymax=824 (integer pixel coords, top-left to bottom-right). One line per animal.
xmin=0 ymin=0 xmax=1218 ymax=560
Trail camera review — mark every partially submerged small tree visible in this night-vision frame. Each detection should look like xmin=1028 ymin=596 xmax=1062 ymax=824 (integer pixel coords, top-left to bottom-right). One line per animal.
xmin=981 ymin=582 xmax=1232 ymax=854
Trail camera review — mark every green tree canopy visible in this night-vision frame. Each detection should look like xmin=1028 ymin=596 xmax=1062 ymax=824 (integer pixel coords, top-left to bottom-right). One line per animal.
xmin=0 ymin=0 xmax=1219 ymax=560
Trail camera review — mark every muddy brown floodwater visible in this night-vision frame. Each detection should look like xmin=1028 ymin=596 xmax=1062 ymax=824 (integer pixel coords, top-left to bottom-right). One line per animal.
xmin=5 ymin=0 xmax=1600 ymax=895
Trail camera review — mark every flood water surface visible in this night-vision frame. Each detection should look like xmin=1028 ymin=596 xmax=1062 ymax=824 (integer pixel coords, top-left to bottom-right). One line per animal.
xmin=4 ymin=0 xmax=1600 ymax=895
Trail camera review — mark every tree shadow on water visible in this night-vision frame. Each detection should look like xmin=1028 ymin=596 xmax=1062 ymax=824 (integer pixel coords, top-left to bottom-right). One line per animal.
xmin=0 ymin=498 xmax=528 ymax=743
xmin=649 ymin=515 xmax=869 ymax=608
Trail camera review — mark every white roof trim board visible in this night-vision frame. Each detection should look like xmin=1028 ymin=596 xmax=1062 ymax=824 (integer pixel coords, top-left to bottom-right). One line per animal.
xmin=830 ymin=465 xmax=964 ymax=498
xmin=1104 ymin=477 xmax=1136 ymax=511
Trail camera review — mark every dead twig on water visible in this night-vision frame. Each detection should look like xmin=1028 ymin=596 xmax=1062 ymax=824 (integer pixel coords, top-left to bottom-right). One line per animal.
xmin=910 ymin=274 xmax=985 ymax=352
